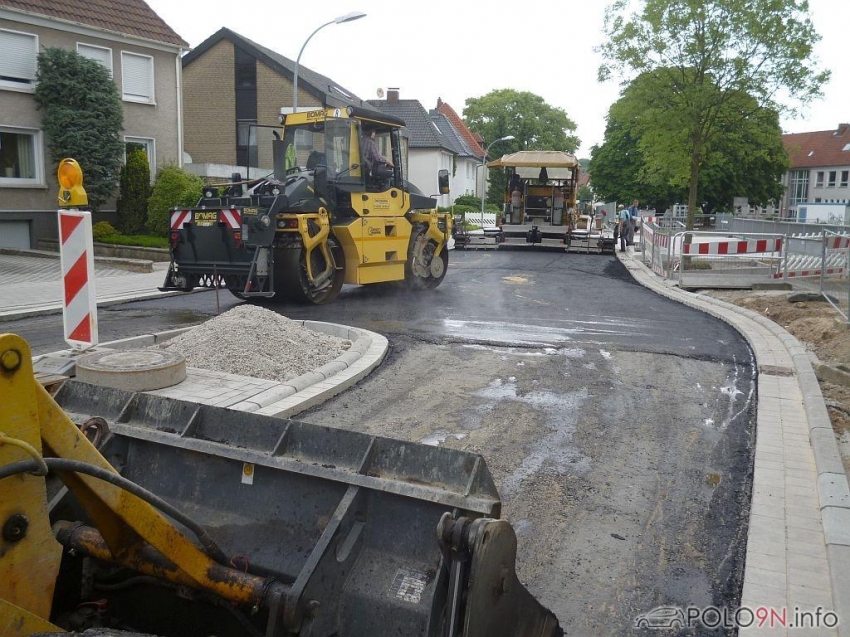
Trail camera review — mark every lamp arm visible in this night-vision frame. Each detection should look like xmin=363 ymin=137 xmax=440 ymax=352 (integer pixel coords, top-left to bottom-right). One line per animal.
xmin=293 ymin=20 xmax=334 ymax=112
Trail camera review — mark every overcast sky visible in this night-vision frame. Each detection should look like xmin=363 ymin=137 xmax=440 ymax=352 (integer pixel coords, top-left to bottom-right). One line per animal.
xmin=145 ymin=0 xmax=848 ymax=158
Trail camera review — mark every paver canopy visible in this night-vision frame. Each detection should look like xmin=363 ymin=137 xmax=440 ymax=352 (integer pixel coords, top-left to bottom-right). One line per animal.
xmin=488 ymin=151 xmax=579 ymax=181
xmin=487 ymin=151 xmax=579 ymax=169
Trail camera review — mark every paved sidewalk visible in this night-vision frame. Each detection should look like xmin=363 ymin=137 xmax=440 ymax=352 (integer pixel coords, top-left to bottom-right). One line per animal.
xmin=0 ymin=252 xmax=178 ymax=321
xmin=618 ymin=246 xmax=850 ymax=636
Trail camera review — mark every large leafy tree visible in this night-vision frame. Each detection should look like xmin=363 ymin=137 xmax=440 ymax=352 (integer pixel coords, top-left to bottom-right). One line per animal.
xmin=597 ymin=0 xmax=828 ymax=229
xmin=464 ymin=89 xmax=579 ymax=203
xmin=34 ymin=48 xmax=124 ymax=211
xmin=591 ymin=71 xmax=789 ymax=214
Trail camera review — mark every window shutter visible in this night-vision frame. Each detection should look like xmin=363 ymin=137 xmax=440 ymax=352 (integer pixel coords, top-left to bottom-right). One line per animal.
xmin=78 ymin=44 xmax=111 ymax=73
xmin=122 ymin=53 xmax=153 ymax=101
xmin=0 ymin=30 xmax=37 ymax=84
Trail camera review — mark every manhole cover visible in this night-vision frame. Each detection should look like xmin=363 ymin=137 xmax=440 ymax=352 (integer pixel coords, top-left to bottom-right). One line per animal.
xmin=76 ymin=349 xmax=186 ymax=391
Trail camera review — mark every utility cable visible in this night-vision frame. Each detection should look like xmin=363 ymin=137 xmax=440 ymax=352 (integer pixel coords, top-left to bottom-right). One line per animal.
xmin=0 ymin=455 xmax=228 ymax=564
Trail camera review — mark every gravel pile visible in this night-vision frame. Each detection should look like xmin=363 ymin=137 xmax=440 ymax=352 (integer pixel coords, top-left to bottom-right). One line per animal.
xmin=156 ymin=305 xmax=351 ymax=382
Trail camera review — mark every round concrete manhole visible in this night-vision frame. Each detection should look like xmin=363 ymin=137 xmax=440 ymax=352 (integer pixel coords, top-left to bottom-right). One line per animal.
xmin=76 ymin=349 xmax=186 ymax=391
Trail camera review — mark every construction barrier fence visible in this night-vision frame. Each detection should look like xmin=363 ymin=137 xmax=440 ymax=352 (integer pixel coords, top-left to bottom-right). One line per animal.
xmin=638 ymin=223 xmax=849 ymax=322
xmin=782 ymin=230 xmax=849 ymax=322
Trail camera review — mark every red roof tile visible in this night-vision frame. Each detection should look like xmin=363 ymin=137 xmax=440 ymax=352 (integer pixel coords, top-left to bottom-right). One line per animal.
xmin=782 ymin=124 xmax=850 ymax=169
xmin=436 ymin=98 xmax=485 ymax=159
xmin=0 ymin=0 xmax=187 ymax=47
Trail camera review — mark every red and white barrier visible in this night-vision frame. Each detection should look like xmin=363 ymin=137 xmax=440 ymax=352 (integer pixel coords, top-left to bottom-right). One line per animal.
xmin=221 ymin=209 xmax=241 ymax=229
xmin=58 ymin=209 xmax=98 ymax=348
xmin=775 ymin=267 xmax=845 ymax=279
xmin=825 ymin=235 xmax=850 ymax=250
xmin=170 ymin=209 xmax=191 ymax=230
xmin=682 ymin=237 xmax=782 ymax=256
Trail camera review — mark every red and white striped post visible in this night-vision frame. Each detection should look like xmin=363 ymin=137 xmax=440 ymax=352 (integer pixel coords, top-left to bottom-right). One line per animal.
xmin=57 ymin=159 xmax=98 ymax=349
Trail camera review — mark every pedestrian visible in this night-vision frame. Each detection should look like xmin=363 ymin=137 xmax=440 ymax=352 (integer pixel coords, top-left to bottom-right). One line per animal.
xmin=627 ymin=199 xmax=639 ymax=245
xmin=617 ymin=204 xmax=630 ymax=252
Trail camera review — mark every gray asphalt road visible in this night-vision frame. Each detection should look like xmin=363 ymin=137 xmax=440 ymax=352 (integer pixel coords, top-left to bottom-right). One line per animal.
xmin=7 ymin=250 xmax=754 ymax=635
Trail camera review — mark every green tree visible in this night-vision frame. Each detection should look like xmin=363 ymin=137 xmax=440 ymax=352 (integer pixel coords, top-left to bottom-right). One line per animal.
xmin=598 ymin=0 xmax=828 ymax=229
xmin=577 ymin=184 xmax=594 ymax=202
xmin=147 ymin=164 xmax=204 ymax=235
xmin=34 ymin=48 xmax=124 ymax=210
xmin=116 ymin=148 xmax=150 ymax=234
xmin=591 ymin=70 xmax=789 ymax=214
xmin=464 ymin=89 xmax=580 ymax=203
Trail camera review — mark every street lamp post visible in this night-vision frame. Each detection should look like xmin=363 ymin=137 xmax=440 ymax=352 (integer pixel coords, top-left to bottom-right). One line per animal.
xmin=293 ymin=11 xmax=366 ymax=112
xmin=480 ymin=135 xmax=515 ymax=229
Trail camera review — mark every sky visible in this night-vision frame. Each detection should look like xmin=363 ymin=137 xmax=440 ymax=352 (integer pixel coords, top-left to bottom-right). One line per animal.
xmin=145 ymin=0 xmax=849 ymax=158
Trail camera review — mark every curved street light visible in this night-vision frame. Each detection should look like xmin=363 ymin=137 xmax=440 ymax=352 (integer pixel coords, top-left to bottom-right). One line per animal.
xmin=293 ymin=11 xmax=366 ymax=112
xmin=480 ymin=135 xmax=515 ymax=229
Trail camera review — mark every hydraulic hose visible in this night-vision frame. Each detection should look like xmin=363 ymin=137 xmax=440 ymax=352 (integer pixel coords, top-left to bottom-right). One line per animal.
xmin=0 ymin=456 xmax=228 ymax=564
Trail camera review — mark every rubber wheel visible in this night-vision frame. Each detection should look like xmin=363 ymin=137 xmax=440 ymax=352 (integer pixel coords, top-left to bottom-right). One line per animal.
xmin=405 ymin=226 xmax=449 ymax=290
xmin=274 ymin=235 xmax=345 ymax=304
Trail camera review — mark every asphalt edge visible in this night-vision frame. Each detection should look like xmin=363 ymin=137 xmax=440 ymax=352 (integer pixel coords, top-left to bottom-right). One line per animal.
xmin=617 ymin=249 xmax=850 ymax=631
xmin=36 ymin=319 xmax=389 ymax=421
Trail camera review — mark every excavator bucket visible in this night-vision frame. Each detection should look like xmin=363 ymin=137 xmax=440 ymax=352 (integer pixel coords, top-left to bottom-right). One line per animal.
xmin=25 ymin=378 xmax=562 ymax=636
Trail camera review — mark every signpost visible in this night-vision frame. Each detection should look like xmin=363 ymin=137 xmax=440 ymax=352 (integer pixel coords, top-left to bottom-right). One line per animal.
xmin=57 ymin=159 xmax=98 ymax=350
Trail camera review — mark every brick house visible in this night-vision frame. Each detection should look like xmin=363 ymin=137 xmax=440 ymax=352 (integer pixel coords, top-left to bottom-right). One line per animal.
xmin=781 ymin=123 xmax=850 ymax=220
xmin=0 ymin=0 xmax=186 ymax=248
xmin=181 ymin=28 xmax=363 ymax=180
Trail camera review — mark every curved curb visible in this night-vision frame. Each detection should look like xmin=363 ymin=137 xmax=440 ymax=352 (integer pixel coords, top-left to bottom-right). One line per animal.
xmin=231 ymin=320 xmax=388 ymax=418
xmin=37 ymin=320 xmax=389 ymax=421
xmin=617 ymin=250 xmax=850 ymax=631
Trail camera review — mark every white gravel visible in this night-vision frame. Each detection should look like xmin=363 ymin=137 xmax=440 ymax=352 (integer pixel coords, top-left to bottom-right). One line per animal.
xmin=156 ymin=305 xmax=351 ymax=382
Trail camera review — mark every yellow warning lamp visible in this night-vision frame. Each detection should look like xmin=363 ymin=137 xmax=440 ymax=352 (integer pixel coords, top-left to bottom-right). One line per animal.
xmin=57 ymin=158 xmax=88 ymax=207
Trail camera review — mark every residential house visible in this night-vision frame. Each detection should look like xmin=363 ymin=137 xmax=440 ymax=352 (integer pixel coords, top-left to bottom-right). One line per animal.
xmin=434 ymin=98 xmax=486 ymax=197
xmin=429 ymin=111 xmax=479 ymax=199
xmin=781 ymin=123 xmax=850 ymax=219
xmin=181 ymin=28 xmax=363 ymax=180
xmin=368 ymin=89 xmax=457 ymax=203
xmin=0 ymin=0 xmax=187 ymax=248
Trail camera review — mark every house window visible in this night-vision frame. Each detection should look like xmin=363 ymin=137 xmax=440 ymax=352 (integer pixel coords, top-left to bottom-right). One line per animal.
xmin=0 ymin=29 xmax=38 ymax=91
xmin=236 ymin=121 xmax=257 ymax=168
xmin=121 ymin=52 xmax=154 ymax=103
xmin=788 ymin=169 xmax=808 ymax=207
xmin=815 ymin=171 xmax=824 ymax=187
xmin=828 ymin=171 xmax=836 ymax=187
xmin=124 ymin=137 xmax=156 ymax=175
xmin=77 ymin=43 xmax=113 ymax=76
xmin=0 ymin=127 xmax=43 ymax=185
xmin=841 ymin=171 xmax=849 ymax=188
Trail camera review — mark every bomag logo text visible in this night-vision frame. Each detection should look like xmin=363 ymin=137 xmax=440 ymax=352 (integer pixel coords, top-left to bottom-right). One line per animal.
xmin=194 ymin=212 xmax=218 ymax=221
xmin=367 ymin=227 xmax=382 ymax=236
